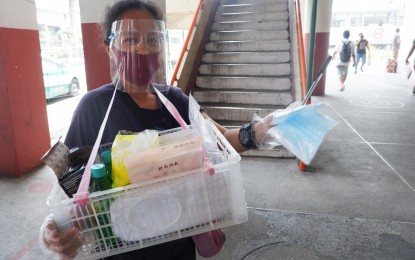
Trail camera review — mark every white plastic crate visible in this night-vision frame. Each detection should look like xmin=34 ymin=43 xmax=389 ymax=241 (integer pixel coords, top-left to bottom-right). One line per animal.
xmin=47 ymin=122 xmax=248 ymax=259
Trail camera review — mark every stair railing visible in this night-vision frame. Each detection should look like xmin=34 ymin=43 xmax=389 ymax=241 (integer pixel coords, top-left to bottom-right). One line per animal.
xmin=169 ymin=0 xmax=204 ymax=86
xmin=293 ymin=0 xmax=309 ymax=171
xmin=169 ymin=0 xmax=220 ymax=94
xmin=294 ymin=0 xmax=308 ymax=100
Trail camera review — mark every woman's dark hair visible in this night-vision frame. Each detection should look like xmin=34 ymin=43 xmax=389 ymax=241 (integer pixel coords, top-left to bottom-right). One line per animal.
xmin=102 ymin=0 xmax=164 ymax=44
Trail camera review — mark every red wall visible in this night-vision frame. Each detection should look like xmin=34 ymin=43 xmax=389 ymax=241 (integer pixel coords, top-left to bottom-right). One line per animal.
xmin=81 ymin=23 xmax=111 ymax=91
xmin=0 ymin=27 xmax=50 ymax=176
xmin=304 ymin=32 xmax=330 ymax=96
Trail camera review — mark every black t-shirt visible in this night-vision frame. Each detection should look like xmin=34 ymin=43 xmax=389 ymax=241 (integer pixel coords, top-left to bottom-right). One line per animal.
xmin=64 ymin=83 xmax=195 ymax=259
xmin=65 ymin=83 xmax=190 ymax=148
xmin=356 ymin=39 xmax=369 ymax=54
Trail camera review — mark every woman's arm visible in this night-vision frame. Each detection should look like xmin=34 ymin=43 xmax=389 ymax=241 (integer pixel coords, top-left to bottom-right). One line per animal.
xmin=202 ymin=112 xmax=274 ymax=153
xmin=201 ymin=112 xmax=248 ymax=153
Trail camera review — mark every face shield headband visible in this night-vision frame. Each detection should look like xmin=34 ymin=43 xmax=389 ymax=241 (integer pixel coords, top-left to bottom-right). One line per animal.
xmin=108 ymin=19 xmax=167 ymax=93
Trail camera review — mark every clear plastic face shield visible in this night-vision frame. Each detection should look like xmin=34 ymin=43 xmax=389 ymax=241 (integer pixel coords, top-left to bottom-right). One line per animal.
xmin=108 ymin=19 xmax=167 ymax=93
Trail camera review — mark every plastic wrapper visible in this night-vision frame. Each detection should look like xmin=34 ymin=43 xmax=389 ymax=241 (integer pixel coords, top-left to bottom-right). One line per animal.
xmin=125 ymin=136 xmax=205 ymax=183
xmin=111 ymin=129 xmax=159 ymax=187
xmin=189 ymin=93 xmax=226 ymax=165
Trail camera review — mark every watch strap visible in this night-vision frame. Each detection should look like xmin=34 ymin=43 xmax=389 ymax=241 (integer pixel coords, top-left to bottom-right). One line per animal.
xmin=239 ymin=123 xmax=256 ymax=149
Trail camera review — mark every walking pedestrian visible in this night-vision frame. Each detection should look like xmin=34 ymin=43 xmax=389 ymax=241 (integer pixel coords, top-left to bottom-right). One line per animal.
xmin=392 ymin=28 xmax=401 ymax=60
xmin=354 ymin=33 xmax=370 ymax=73
xmin=332 ymin=30 xmax=355 ymax=91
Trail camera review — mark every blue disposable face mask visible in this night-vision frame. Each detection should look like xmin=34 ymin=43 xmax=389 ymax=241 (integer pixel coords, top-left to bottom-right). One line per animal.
xmin=268 ymin=102 xmax=337 ymax=165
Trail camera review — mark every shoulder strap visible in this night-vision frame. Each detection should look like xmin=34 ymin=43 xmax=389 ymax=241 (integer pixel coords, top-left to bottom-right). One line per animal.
xmin=75 ymin=87 xmax=117 ymax=205
xmin=153 ymin=87 xmax=189 ymax=130
xmin=74 ymin=86 xmax=191 ymax=205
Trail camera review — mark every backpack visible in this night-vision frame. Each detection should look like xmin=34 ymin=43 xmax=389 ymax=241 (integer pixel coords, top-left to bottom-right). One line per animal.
xmin=340 ymin=41 xmax=351 ymax=63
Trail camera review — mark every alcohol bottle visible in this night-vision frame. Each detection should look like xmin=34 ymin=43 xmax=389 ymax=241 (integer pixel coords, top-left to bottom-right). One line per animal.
xmin=100 ymin=150 xmax=113 ymax=186
xmin=91 ymin=163 xmax=111 ymax=192
xmin=90 ymin=164 xmax=116 ymax=247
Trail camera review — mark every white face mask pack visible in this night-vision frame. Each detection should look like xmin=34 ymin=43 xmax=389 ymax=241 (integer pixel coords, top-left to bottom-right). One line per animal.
xmin=269 ymin=102 xmax=337 ymax=165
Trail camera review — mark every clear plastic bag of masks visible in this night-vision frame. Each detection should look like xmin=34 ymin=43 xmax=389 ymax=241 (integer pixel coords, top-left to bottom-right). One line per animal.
xmin=259 ymin=102 xmax=337 ymax=165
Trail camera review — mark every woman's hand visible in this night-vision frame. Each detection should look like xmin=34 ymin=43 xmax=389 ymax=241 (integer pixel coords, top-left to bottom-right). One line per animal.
xmin=252 ymin=102 xmax=303 ymax=150
xmin=40 ymin=214 xmax=84 ymax=259
xmin=251 ymin=109 xmax=282 ymax=149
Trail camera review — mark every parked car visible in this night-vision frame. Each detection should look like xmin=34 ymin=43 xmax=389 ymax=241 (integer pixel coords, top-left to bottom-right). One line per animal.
xmin=42 ymin=56 xmax=80 ymax=99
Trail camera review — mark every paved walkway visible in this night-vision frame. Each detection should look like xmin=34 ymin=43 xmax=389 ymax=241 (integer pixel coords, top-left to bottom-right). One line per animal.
xmin=1 ymin=59 xmax=414 ymax=259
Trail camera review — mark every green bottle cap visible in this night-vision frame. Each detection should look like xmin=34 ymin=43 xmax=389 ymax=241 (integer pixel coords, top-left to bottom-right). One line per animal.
xmin=91 ymin=163 xmax=106 ymax=178
xmin=100 ymin=150 xmax=112 ymax=164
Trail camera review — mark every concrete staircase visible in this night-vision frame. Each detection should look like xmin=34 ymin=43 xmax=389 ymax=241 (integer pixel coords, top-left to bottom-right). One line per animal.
xmin=192 ymin=0 xmax=294 ymax=157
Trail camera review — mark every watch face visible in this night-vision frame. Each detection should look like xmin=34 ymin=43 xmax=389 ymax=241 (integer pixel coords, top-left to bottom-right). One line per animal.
xmin=239 ymin=123 xmax=253 ymax=148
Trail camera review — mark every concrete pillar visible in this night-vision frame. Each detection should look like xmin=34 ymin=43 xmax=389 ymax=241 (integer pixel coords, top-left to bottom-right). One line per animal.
xmin=0 ymin=0 xmax=50 ymax=176
xmin=400 ymin=0 xmax=415 ymax=68
xmin=79 ymin=0 xmax=166 ymax=91
xmin=303 ymin=0 xmax=333 ymax=96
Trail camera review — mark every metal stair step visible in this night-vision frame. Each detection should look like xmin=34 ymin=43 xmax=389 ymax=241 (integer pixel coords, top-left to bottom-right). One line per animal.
xmin=200 ymin=104 xmax=283 ymax=121
xmin=210 ymin=30 xmax=289 ymax=41
xmin=196 ymin=76 xmax=291 ymax=91
xmin=192 ymin=90 xmax=293 ymax=106
xmin=199 ymin=63 xmax=291 ymax=77
xmin=220 ymin=0 xmax=287 ymax=5
xmin=202 ymin=52 xmax=290 ymax=64
xmin=201 ymin=0 xmax=292 ymax=159
xmin=212 ymin=20 xmax=288 ymax=31
xmin=218 ymin=3 xmax=288 ymax=14
xmin=215 ymin=11 xmax=289 ymax=23
xmin=205 ymin=40 xmax=290 ymax=52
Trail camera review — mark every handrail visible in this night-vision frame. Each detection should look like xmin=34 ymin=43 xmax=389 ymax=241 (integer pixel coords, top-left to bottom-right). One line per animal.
xmin=305 ymin=0 xmax=318 ymax=103
xmin=294 ymin=0 xmax=308 ymax=172
xmin=170 ymin=0 xmax=204 ymax=86
xmin=295 ymin=0 xmax=307 ymax=101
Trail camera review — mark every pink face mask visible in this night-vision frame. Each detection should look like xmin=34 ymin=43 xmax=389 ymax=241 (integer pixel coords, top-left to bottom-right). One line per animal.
xmin=113 ymin=49 xmax=160 ymax=87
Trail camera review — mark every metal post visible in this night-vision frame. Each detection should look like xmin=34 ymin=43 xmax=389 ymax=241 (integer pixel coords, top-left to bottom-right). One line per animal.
xmin=305 ymin=0 xmax=318 ymax=103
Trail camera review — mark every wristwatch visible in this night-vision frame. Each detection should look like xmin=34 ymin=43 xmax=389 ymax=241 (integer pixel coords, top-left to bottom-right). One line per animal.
xmin=239 ymin=123 xmax=256 ymax=149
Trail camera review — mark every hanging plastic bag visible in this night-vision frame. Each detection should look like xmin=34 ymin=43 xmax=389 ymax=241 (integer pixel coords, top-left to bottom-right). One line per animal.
xmin=189 ymin=93 xmax=226 ymax=165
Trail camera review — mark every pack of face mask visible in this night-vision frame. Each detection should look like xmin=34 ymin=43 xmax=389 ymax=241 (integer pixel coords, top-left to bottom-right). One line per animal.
xmin=269 ymin=102 xmax=337 ymax=165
